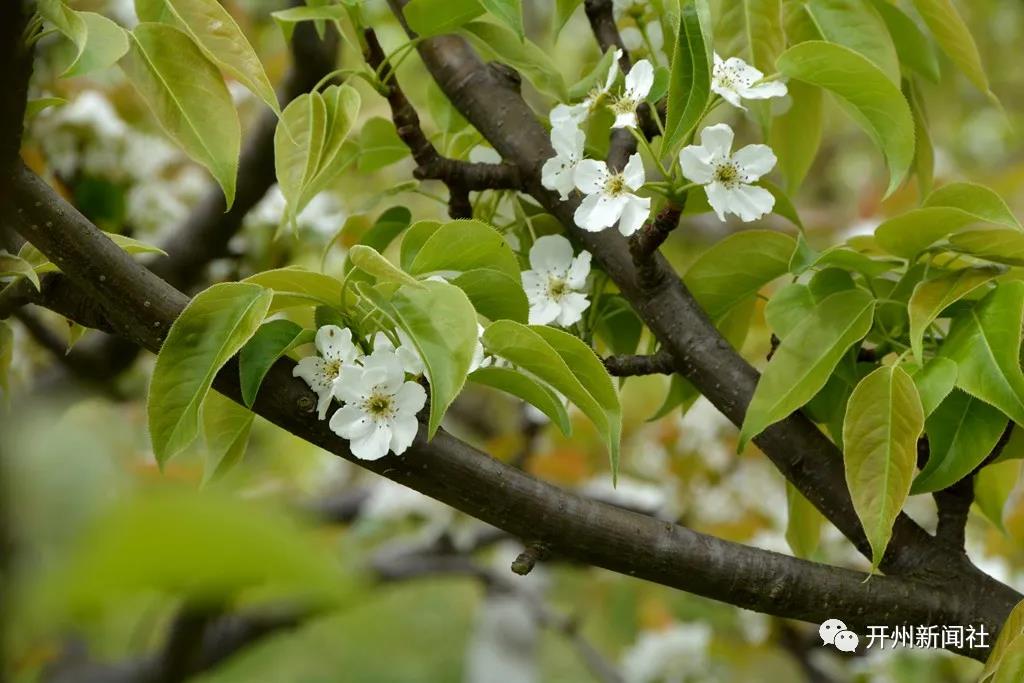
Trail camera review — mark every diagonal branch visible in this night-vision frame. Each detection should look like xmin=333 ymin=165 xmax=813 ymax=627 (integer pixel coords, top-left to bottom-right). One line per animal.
xmin=2 ymin=163 xmax=1009 ymax=661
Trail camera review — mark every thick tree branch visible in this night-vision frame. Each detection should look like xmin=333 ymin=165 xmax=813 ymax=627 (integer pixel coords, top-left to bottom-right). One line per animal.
xmin=3 ymin=164 xmax=1008 ymax=660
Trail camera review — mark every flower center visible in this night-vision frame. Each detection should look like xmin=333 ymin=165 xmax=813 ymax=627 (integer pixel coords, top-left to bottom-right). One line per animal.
xmin=324 ymin=359 xmax=343 ymax=379
xmin=716 ymin=65 xmax=753 ymax=90
xmin=713 ymin=161 xmax=742 ymax=188
xmin=363 ymin=390 xmax=396 ymax=421
xmin=610 ymin=95 xmax=638 ymax=116
xmin=546 ymin=275 xmax=570 ymax=301
xmin=604 ymin=173 xmax=627 ymax=196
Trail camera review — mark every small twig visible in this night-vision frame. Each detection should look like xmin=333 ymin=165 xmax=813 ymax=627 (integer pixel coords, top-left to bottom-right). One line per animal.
xmin=603 ymin=349 xmax=675 ymax=377
xmin=511 ymin=541 xmax=550 ymax=576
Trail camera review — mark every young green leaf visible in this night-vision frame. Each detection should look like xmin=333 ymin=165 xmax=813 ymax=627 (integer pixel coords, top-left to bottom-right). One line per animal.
xmin=908 ymin=81 xmax=934 ymax=195
xmin=975 ymin=458 xmax=1022 ymax=533
xmin=925 ymin=182 xmax=1020 ymax=228
xmin=663 ymin=0 xmax=713 ymax=154
xmin=202 ymin=391 xmax=255 ymax=482
xmin=239 ymin=319 xmax=314 ymax=407
xmin=803 ymin=0 xmax=900 ymax=83
xmin=400 ymin=220 xmax=443 ymax=271
xmin=874 ymin=207 xmax=991 ymax=257
xmin=979 ymin=600 xmax=1024 ymax=683
xmin=0 ymin=253 xmax=41 ymax=291
xmin=135 ymin=0 xmax=279 ymax=113
xmin=785 ymin=481 xmax=825 ymax=559
xmin=403 ymin=0 xmax=484 ymax=36
xmin=911 ymin=356 xmax=957 ymax=417
xmin=271 ymin=5 xmax=349 ymax=41
xmin=740 ymin=289 xmax=875 ymax=447
xmin=121 ymin=23 xmax=241 ymax=208
xmin=39 ymin=0 xmax=129 ymax=76
xmin=870 ymin=0 xmax=940 ymax=82
xmin=348 ymin=245 xmax=422 ymax=287
xmin=461 ymin=20 xmax=568 ymax=101
xmin=715 ymin=0 xmax=785 ymax=74
xmin=451 ymin=269 xmax=529 ymax=322
xmin=911 ymin=0 xmax=995 ymax=99
xmin=148 ymin=282 xmax=272 ymax=466
xmin=468 ymin=367 xmax=571 ymax=436
xmin=244 ymin=267 xmax=346 ymax=312
xmin=764 ymin=282 xmax=815 ymax=339
xmin=940 ymin=282 xmax=1024 ymax=427
xmin=356 ymin=117 xmax=409 ymax=172
xmin=913 ymin=389 xmax=1007 ymax=494
xmin=482 ymin=321 xmax=622 ymax=478
xmin=948 ymin=230 xmax=1024 ymax=267
xmin=408 ymin=219 xmax=520 ymax=279
xmin=776 ymin=41 xmax=914 ymax=196
xmin=908 ymin=267 xmax=998 ymax=362
xmin=554 ymin=0 xmax=583 ymax=35
xmin=843 ymin=364 xmax=923 ymax=570
xmin=363 ymin=281 xmax=479 ymax=438
xmin=479 ymin=0 xmax=523 ymax=40
xmin=769 ymin=76 xmax=822 ymax=192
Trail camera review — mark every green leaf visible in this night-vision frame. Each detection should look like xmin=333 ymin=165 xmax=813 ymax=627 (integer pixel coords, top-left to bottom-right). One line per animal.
xmin=400 ymin=220 xmax=443 ymax=271
xmin=663 ymin=0 xmax=713 ymax=154
xmin=911 ymin=356 xmax=957 ymax=417
xmin=148 ymin=283 xmax=272 ymax=466
xmin=769 ymin=75 xmax=822 ymax=192
xmin=716 ymin=0 xmax=785 ymax=74
xmin=908 ymin=267 xmax=998 ymax=362
xmin=908 ymin=81 xmax=934 ymax=195
xmin=554 ymin=0 xmax=583 ymax=35
xmin=948 ymin=230 xmax=1024 ymax=267
xmin=243 ymin=267 xmax=345 ymax=312
xmin=365 ymin=280 xmax=478 ymax=437
xmin=468 ymin=367 xmax=571 ymax=436
xmin=0 ymin=321 xmax=12 ymax=399
xmin=480 ymin=0 xmax=523 ymax=40
xmin=461 ymin=21 xmax=568 ymax=101
xmin=348 ymin=245 xmax=422 ymax=287
xmin=451 ymin=269 xmax=529 ymax=322
xmin=202 ymin=392 xmax=254 ymax=482
xmin=913 ymin=389 xmax=1007 ymax=494
xmin=808 ymin=268 xmax=856 ymax=303
xmin=356 ymin=117 xmax=409 ymax=172
xmin=121 ymin=23 xmax=240 ymax=208
xmin=940 ymin=282 xmax=1024 ymax=427
xmin=25 ymin=97 xmax=67 ymax=119
xmin=135 ymin=0 xmax=279 ymax=113
xmin=39 ymin=1 xmax=129 ymax=77
xmin=874 ymin=207 xmax=993 ymax=257
xmin=764 ymin=282 xmax=815 ymax=339
xmin=683 ymin=230 xmax=795 ymax=322
xmin=568 ymin=47 xmax=618 ymax=101
xmin=843 ymin=364 xmax=923 ymax=570
xmin=404 ymin=0 xmax=484 ymax=36
xmin=408 ymin=219 xmax=520 ymax=279
xmin=980 ymin=600 xmax=1024 ymax=683
xmin=803 ymin=0 xmax=900 ymax=83
xmin=870 ymin=0 xmax=940 ymax=82
xmin=776 ymin=41 xmax=914 ymax=196
xmin=650 ymin=374 xmax=700 ymax=421
xmin=975 ymin=458 xmax=1022 ymax=532
xmin=785 ymin=481 xmax=824 ymax=559
xmin=911 ymin=0 xmax=994 ymax=98
xmin=925 ymin=182 xmax=1020 ymax=228
xmin=271 ymin=5 xmax=348 ymax=41
xmin=992 ymin=636 xmax=1024 ymax=683
xmin=740 ymin=289 xmax=875 ymax=447
xmin=812 ymin=247 xmax=895 ymax=279
xmin=594 ymin=295 xmax=644 ymax=356
xmin=482 ymin=321 xmax=622 ymax=477
xmin=0 ymin=252 xmax=41 ymax=290
xmin=239 ymin=319 xmax=313 ymax=408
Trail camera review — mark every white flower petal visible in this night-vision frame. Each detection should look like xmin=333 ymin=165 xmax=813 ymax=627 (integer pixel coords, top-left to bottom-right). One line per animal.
xmin=712 ymin=84 xmax=746 ymax=110
xmin=604 ymin=49 xmax=623 ymax=90
xmin=679 ymin=146 xmax=715 ymax=184
xmin=293 ymin=356 xmax=329 ymax=389
xmin=395 ymin=381 xmax=427 ymax=414
xmin=705 ymin=182 xmax=732 ymax=222
xmin=622 ymin=153 xmax=646 ymax=190
xmin=574 ymin=192 xmax=629 ymax=232
xmin=528 ymin=297 xmax=562 ymax=325
xmin=625 ymin=59 xmax=654 ymax=100
xmin=730 ymin=184 xmax=776 ymax=222
xmin=551 ymin=102 xmax=588 ymax=127
xmin=529 ymin=234 xmax=574 ymax=274
xmin=521 ymin=270 xmax=547 ymax=298
xmin=350 ymin=424 xmax=393 ymax=461
xmin=698 ymin=123 xmax=735 ymax=159
xmin=612 ymin=110 xmax=639 ymax=129
xmin=329 ymin=404 xmax=376 ymax=440
xmin=551 ymin=122 xmax=584 ymax=159
xmin=541 ymin=157 xmax=576 ymax=200
xmin=617 ymin=194 xmax=652 ymax=236
xmin=556 ymin=292 xmax=590 ymax=327
xmin=334 ymin=365 xmax=371 ymax=403
xmin=733 ymin=144 xmax=777 ymax=180
xmin=316 ymin=325 xmax=356 ymax=363
xmin=741 ymin=80 xmax=788 ymax=101
xmin=389 ymin=415 xmax=419 ymax=455
xmin=573 ymin=159 xmax=610 ymax=194
xmin=566 ymin=251 xmax=592 ymax=289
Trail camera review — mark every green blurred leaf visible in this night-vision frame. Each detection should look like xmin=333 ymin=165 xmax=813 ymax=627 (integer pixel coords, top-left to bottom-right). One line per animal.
xmin=663 ymin=0 xmax=713 ymax=154
xmin=843 ymin=364 xmax=923 ymax=570
xmin=0 ymin=321 xmax=12 ymax=399
xmin=740 ymin=289 xmax=875 ymax=447
xmin=925 ymin=182 xmax=1020 ymax=228
xmin=975 ymin=459 xmax=1022 ymax=533
xmin=785 ymin=481 xmax=824 ymax=559
xmin=716 ymin=0 xmax=784 ymax=73
xmin=480 ymin=0 xmax=523 ymax=40
xmin=769 ymin=79 xmax=822 ymax=192
xmin=0 ymin=252 xmax=40 ymax=290
xmin=239 ymin=319 xmax=314 ymax=408
xmin=404 ymin=0 xmax=484 ymax=36
xmin=554 ymin=0 xmax=583 ymax=35
xmin=776 ymin=40 xmax=914 ymax=196
xmin=40 ymin=0 xmax=129 ymax=76
xmin=271 ymin=5 xmax=348 ymax=41
xmin=981 ymin=600 xmax=1024 ymax=683
xmin=908 ymin=267 xmax=997 ymax=362
xmin=913 ymin=389 xmax=1007 ymax=494
xmin=871 ymin=0 xmax=940 ymax=82
xmin=122 ymin=23 xmax=240 ymax=208
xmin=357 ymin=117 xmax=409 ymax=172
xmin=203 ymin=392 xmax=254 ymax=482
xmin=461 ymin=20 xmax=568 ymax=100
xmin=911 ymin=0 xmax=994 ymax=99
xmin=469 ymin=366 xmax=571 ymax=436
xmin=148 ymin=283 xmax=272 ymax=465
xmin=135 ymin=0 xmax=279 ymax=113
xmin=940 ymin=282 xmax=1024 ymax=427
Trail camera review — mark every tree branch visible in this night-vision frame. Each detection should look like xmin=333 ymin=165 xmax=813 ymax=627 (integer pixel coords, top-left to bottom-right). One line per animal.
xmin=4 ymin=162 xmax=1016 ymax=661
xmin=603 ymin=349 xmax=675 ymax=377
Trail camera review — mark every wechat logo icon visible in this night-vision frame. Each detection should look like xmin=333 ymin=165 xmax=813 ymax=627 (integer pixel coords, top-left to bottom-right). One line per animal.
xmin=820 ymin=619 xmax=859 ymax=653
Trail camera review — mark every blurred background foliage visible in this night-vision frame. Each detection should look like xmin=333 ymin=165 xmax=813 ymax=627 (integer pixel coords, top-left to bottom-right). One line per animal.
xmin=4 ymin=0 xmax=1024 ymax=681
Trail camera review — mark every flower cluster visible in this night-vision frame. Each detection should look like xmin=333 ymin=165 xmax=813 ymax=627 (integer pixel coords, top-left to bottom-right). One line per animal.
xmin=294 ymin=325 xmax=426 ymax=461
xmin=542 ymin=52 xmax=653 ymax=237
xmin=521 ymin=235 xmax=592 ymax=327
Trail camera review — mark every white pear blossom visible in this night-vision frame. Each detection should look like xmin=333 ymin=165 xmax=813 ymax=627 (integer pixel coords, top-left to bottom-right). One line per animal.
xmin=679 ymin=123 xmax=776 ymax=222
xmin=293 ymin=325 xmax=360 ymax=419
xmin=329 ymin=348 xmax=426 ymax=461
xmin=372 ymin=331 xmax=425 ymax=376
xmin=469 ymin=323 xmax=495 ymax=373
xmin=611 ymin=59 xmax=654 ymax=129
xmin=550 ymin=48 xmax=622 ymax=126
xmin=541 ymin=122 xmax=586 ymax=200
xmin=573 ymin=153 xmax=651 ymax=235
xmin=711 ymin=53 xmax=788 ymax=110
xmin=521 ymin=235 xmax=591 ymax=327
xmin=621 ymin=623 xmax=712 ymax=683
